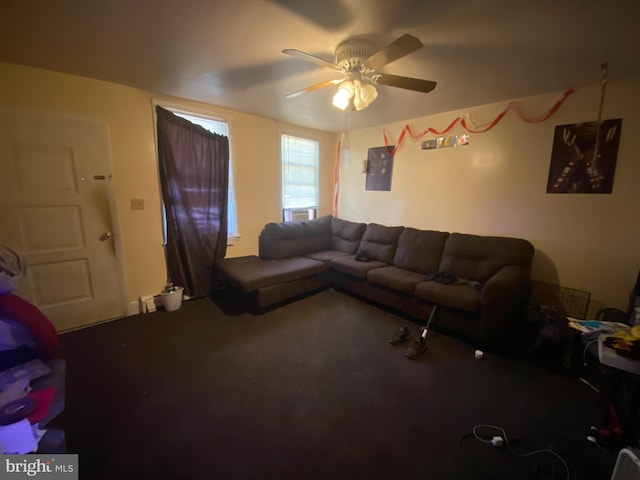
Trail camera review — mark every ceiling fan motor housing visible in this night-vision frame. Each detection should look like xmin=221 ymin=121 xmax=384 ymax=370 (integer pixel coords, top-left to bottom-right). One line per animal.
xmin=335 ymin=40 xmax=377 ymax=73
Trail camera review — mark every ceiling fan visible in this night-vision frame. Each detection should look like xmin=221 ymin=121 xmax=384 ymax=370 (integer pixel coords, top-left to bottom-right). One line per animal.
xmin=282 ymin=34 xmax=437 ymax=111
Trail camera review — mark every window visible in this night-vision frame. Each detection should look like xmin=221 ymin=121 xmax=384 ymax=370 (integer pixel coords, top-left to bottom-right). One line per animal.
xmin=281 ymin=134 xmax=319 ymax=222
xmin=166 ymin=109 xmax=238 ymax=241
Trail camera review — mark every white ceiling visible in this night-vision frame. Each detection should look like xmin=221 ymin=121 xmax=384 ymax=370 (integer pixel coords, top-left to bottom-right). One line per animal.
xmin=2 ymin=0 xmax=639 ymax=132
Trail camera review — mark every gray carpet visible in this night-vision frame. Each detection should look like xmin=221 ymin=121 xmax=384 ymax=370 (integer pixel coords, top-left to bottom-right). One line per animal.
xmin=55 ymin=289 xmax=613 ymax=479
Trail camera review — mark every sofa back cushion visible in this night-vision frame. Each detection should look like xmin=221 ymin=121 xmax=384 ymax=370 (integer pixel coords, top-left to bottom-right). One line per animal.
xmin=331 ymin=217 xmax=367 ymax=253
xmin=259 ymin=215 xmax=331 ymax=260
xmin=393 ymin=228 xmax=449 ymax=274
xmin=357 ymin=223 xmax=404 ymax=264
xmin=439 ymin=233 xmax=534 ymax=283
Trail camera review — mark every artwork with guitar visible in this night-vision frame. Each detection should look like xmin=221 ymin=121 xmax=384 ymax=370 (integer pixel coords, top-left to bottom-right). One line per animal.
xmin=546 ymin=118 xmax=622 ymax=194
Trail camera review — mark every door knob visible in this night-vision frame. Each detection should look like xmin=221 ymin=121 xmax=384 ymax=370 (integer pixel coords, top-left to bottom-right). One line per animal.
xmin=100 ymin=232 xmax=113 ymax=241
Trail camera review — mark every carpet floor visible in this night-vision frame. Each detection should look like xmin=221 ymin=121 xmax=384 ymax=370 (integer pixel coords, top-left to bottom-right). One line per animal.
xmin=54 ymin=289 xmax=614 ymax=479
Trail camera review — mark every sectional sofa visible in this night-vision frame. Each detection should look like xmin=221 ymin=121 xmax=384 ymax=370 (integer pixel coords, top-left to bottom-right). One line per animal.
xmin=214 ymin=215 xmax=534 ymax=348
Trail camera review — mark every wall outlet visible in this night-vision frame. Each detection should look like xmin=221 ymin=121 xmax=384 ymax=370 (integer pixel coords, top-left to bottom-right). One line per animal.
xmin=130 ymin=198 xmax=144 ymax=210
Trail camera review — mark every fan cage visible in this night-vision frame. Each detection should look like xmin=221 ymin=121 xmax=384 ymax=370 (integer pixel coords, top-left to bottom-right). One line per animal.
xmin=611 ymin=448 xmax=640 ymax=480
xmin=529 ymin=281 xmax=591 ymax=319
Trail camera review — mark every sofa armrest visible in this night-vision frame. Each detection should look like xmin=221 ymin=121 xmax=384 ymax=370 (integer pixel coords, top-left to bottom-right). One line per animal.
xmin=482 ymin=265 xmax=530 ymax=302
xmin=480 ymin=265 xmax=531 ymax=341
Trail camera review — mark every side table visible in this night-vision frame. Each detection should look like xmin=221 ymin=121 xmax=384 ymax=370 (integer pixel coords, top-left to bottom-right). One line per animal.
xmin=583 ymin=336 xmax=640 ymax=446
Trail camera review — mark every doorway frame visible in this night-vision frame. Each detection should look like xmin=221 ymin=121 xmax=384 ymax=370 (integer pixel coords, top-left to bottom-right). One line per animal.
xmin=1 ymin=107 xmax=130 ymax=330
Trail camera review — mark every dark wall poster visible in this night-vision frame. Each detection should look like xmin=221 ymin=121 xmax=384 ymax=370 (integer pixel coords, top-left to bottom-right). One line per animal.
xmin=546 ymin=118 xmax=622 ymax=194
xmin=366 ymin=146 xmax=394 ymax=191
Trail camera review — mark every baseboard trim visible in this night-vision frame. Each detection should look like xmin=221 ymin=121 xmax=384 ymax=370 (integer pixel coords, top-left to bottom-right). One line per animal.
xmin=126 ymin=301 xmax=140 ymax=316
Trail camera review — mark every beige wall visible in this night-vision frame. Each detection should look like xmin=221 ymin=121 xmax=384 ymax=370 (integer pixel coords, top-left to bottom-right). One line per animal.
xmin=340 ymin=80 xmax=640 ymax=312
xmin=0 ymin=62 xmax=337 ymax=308
xmin=3 ymin=59 xmax=638 ymax=313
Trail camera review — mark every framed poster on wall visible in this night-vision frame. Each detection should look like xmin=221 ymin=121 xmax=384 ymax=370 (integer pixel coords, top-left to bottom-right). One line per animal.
xmin=365 ymin=146 xmax=394 ymax=191
xmin=546 ymin=118 xmax=622 ymax=194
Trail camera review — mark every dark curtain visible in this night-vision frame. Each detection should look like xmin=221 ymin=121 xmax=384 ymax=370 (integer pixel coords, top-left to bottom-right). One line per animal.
xmin=156 ymin=106 xmax=229 ymax=298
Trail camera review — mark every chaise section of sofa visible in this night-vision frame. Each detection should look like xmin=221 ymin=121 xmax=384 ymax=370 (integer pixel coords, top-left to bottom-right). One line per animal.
xmin=214 ymin=255 xmax=328 ymax=309
xmin=214 ymin=216 xmax=368 ymax=310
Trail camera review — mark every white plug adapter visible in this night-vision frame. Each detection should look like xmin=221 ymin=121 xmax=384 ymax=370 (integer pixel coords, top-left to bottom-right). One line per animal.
xmin=491 ymin=436 xmax=504 ymax=447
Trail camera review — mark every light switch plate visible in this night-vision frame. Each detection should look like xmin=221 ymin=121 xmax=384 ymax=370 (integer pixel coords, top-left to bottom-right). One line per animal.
xmin=130 ymin=198 xmax=145 ymax=210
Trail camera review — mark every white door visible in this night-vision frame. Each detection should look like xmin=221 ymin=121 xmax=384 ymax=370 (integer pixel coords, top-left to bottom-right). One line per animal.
xmin=0 ymin=109 xmax=125 ymax=331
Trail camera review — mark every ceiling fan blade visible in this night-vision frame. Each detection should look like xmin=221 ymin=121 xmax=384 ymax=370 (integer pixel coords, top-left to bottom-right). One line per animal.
xmin=282 ymin=49 xmax=342 ymax=71
xmin=372 ymin=73 xmax=437 ymax=93
xmin=363 ymin=34 xmax=423 ymax=71
xmin=284 ymin=79 xmax=343 ymax=98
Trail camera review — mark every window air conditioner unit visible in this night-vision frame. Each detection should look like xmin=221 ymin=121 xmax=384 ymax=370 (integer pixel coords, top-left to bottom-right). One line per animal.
xmin=291 ymin=209 xmax=311 ymax=222
xmin=611 ymin=448 xmax=640 ymax=480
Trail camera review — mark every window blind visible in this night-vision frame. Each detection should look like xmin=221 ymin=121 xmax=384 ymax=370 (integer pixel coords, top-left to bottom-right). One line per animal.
xmin=281 ymin=134 xmax=319 ymax=209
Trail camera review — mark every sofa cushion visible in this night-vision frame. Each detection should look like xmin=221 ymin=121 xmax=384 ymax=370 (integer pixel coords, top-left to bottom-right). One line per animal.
xmin=393 ymin=228 xmax=449 ymax=274
xmin=414 ymin=281 xmax=481 ymax=313
xmin=367 ymin=266 xmax=428 ymax=294
xmin=216 ymin=255 xmax=326 ymax=292
xmin=331 ymin=217 xmax=367 ymax=253
xmin=259 ymin=215 xmax=331 ymax=259
xmin=304 ymin=250 xmax=351 ymax=264
xmin=357 ymin=223 xmax=404 ymax=264
xmin=439 ymin=233 xmax=534 ymax=283
xmin=261 ymin=237 xmax=324 ymax=260
xmin=262 ymin=215 xmax=331 ymax=240
xmin=329 ymin=256 xmax=387 ymax=278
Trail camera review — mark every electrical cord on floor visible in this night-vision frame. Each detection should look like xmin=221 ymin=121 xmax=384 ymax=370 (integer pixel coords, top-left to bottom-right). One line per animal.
xmin=458 ymin=434 xmax=499 ymax=480
xmin=478 ymin=424 xmax=570 ymax=480
xmin=459 ymin=434 xmax=541 ymax=480
xmin=459 ymin=424 xmax=571 ymax=480
xmin=459 ymin=431 xmax=537 ymax=480
xmin=585 ymin=433 xmax=614 ymax=457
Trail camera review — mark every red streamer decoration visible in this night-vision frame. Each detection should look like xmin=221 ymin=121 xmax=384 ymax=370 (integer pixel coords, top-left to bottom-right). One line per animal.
xmin=333 ymin=139 xmax=341 ymax=217
xmin=383 ymin=88 xmax=575 ymax=155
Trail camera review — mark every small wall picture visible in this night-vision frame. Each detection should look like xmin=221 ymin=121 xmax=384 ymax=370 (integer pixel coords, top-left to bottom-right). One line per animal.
xmin=366 ymin=146 xmax=394 ymax=191
xmin=421 ymin=134 xmax=470 ymax=150
xmin=546 ymin=118 xmax=622 ymax=194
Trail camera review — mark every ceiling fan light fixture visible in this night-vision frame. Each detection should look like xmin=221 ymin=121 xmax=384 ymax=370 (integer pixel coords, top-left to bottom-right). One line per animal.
xmin=353 ymin=89 xmax=367 ymax=111
xmin=332 ymin=80 xmax=354 ymax=110
xmin=351 ymin=80 xmax=377 ymax=111
xmin=360 ymin=82 xmax=378 ymax=104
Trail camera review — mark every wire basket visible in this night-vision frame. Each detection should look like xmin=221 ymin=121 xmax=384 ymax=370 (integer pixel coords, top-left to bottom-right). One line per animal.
xmin=529 ymin=281 xmax=591 ymax=319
